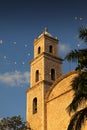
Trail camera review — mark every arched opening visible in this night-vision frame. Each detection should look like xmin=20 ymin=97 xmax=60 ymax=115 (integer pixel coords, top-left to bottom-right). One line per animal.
xmin=33 ymin=97 xmax=37 ymax=114
xmin=35 ymin=70 xmax=39 ymax=82
xmin=51 ymin=69 xmax=55 ymax=80
xmin=38 ymin=46 xmax=41 ymax=54
xmin=49 ymin=45 xmax=53 ymax=53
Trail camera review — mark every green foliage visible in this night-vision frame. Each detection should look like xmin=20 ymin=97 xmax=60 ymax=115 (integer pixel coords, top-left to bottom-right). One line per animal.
xmin=65 ymin=26 xmax=87 ymax=130
xmin=71 ymin=71 xmax=87 ymax=93
xmin=65 ymin=49 xmax=87 ymax=70
xmin=79 ymin=27 xmax=87 ymax=43
xmin=67 ymin=92 xmax=87 ymax=114
xmin=67 ymin=108 xmax=87 ymax=130
xmin=0 ymin=115 xmax=31 ymax=130
xmin=65 ymin=50 xmax=79 ymax=62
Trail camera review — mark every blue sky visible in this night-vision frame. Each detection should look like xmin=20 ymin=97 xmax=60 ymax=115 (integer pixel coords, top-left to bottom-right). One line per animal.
xmin=0 ymin=0 xmax=87 ymax=120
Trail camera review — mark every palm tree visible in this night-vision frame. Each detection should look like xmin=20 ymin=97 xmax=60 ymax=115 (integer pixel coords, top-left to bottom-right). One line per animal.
xmin=65 ymin=26 xmax=87 ymax=130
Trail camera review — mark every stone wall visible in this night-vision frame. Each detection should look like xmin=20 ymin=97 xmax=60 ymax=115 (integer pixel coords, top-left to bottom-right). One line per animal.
xmin=46 ymin=71 xmax=87 ymax=130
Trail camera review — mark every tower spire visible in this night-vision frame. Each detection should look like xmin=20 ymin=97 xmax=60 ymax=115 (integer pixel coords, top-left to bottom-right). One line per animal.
xmin=44 ymin=27 xmax=48 ymax=33
xmin=43 ymin=27 xmax=53 ymax=37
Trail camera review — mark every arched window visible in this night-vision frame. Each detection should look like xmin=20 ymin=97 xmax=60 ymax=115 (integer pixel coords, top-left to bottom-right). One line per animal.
xmin=49 ymin=45 xmax=53 ymax=53
xmin=51 ymin=69 xmax=55 ymax=80
xmin=35 ymin=70 xmax=39 ymax=82
xmin=38 ymin=46 xmax=41 ymax=54
xmin=33 ymin=97 xmax=37 ymax=114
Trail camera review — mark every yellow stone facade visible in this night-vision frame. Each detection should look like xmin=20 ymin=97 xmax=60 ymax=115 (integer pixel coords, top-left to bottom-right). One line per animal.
xmin=26 ymin=29 xmax=87 ymax=130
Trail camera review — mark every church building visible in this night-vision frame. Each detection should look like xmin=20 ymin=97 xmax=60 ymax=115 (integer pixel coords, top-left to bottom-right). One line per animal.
xmin=26 ymin=29 xmax=87 ymax=130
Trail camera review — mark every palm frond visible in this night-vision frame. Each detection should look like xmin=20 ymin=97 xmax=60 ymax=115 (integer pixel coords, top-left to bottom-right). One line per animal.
xmin=67 ymin=107 xmax=87 ymax=130
xmin=78 ymin=49 xmax=87 ymax=69
xmin=79 ymin=27 xmax=87 ymax=43
xmin=67 ymin=93 xmax=87 ymax=114
xmin=71 ymin=71 xmax=87 ymax=93
xmin=67 ymin=71 xmax=87 ymax=114
xmin=67 ymin=111 xmax=80 ymax=130
xmin=65 ymin=49 xmax=87 ymax=70
xmin=66 ymin=26 xmax=87 ymax=130
xmin=65 ymin=50 xmax=79 ymax=62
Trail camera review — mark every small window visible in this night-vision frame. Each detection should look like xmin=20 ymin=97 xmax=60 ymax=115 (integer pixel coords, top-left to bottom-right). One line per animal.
xmin=33 ymin=98 xmax=37 ymax=114
xmin=35 ymin=70 xmax=39 ymax=82
xmin=51 ymin=69 xmax=55 ymax=80
xmin=38 ymin=47 xmax=41 ymax=54
xmin=49 ymin=45 xmax=53 ymax=53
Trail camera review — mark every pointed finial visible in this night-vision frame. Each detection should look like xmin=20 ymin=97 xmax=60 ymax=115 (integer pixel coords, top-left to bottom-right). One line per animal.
xmin=44 ymin=27 xmax=48 ymax=33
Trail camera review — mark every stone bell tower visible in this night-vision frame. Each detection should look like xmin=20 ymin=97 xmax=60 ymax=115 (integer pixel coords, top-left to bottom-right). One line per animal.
xmin=26 ymin=28 xmax=62 ymax=130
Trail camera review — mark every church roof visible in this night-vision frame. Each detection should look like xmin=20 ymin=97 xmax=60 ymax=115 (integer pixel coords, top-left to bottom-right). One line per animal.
xmin=43 ymin=28 xmax=53 ymax=37
xmin=38 ymin=28 xmax=58 ymax=40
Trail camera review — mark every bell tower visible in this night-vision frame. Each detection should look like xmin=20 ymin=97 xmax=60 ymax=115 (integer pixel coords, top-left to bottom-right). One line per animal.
xmin=26 ymin=28 xmax=62 ymax=130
